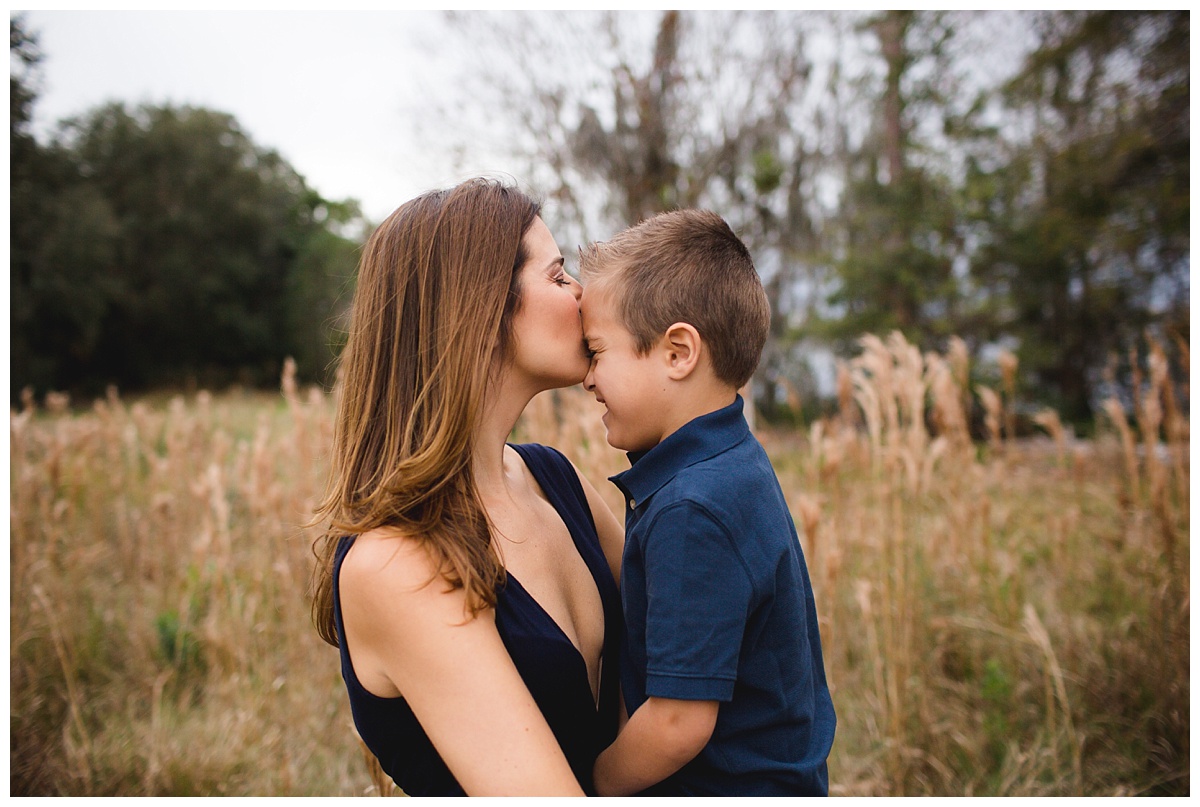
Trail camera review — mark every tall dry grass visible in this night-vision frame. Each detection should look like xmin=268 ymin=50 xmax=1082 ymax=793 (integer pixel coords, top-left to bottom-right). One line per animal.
xmin=763 ymin=332 xmax=1188 ymax=796
xmin=10 ymin=337 xmax=1189 ymax=795
xmin=11 ymin=364 xmax=367 ymax=795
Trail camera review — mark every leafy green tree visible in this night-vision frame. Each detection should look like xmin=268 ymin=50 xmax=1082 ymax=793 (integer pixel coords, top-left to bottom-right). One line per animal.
xmin=12 ymin=96 xmax=363 ymax=395
xmin=966 ymin=11 xmax=1189 ymax=420
xmin=818 ymin=11 xmax=971 ymax=354
xmin=12 ymin=15 xmax=364 ymax=396
xmin=54 ymin=103 xmax=294 ymax=387
xmin=284 ymin=194 xmax=367 ymax=380
xmin=11 ymin=15 xmax=45 ymax=386
xmin=10 ymin=16 xmax=92 ymax=393
xmin=10 ymin=16 xmax=39 ymax=136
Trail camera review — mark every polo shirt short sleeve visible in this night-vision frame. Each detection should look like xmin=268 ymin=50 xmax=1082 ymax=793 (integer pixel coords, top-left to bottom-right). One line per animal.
xmin=642 ymin=501 xmax=752 ymax=702
xmin=611 ymin=397 xmax=836 ymax=795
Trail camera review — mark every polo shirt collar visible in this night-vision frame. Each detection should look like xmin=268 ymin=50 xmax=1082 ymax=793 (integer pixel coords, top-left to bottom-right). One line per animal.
xmin=610 ymin=395 xmax=749 ymax=508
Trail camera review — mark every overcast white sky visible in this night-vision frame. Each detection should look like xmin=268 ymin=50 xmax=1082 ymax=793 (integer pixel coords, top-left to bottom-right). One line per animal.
xmin=18 ymin=8 xmax=1036 ymax=228
xmin=15 ymin=8 xmax=1062 ymax=229
xmin=19 ymin=9 xmax=508 ymax=223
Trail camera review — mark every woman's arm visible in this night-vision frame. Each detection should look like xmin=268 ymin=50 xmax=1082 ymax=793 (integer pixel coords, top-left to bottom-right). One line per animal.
xmin=574 ymin=467 xmax=625 ymax=585
xmin=339 ymin=531 xmax=586 ymax=796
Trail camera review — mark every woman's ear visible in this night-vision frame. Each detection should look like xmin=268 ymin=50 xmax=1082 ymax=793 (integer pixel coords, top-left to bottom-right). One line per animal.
xmin=662 ymin=322 xmax=702 ymax=380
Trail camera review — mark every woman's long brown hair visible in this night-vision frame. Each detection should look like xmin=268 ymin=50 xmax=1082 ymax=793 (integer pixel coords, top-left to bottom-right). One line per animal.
xmin=311 ymin=178 xmax=540 ymax=646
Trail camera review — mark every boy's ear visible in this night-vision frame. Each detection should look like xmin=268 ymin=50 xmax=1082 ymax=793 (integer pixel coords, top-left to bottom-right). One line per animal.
xmin=662 ymin=322 xmax=702 ymax=380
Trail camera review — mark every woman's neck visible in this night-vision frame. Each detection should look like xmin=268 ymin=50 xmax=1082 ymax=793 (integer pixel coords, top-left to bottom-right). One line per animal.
xmin=472 ymin=372 xmax=538 ymax=498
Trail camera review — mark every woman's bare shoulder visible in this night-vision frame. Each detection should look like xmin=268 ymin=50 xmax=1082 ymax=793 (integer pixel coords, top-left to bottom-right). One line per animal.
xmin=339 ymin=526 xmax=451 ymax=607
xmin=337 ymin=527 xmax=490 ymax=700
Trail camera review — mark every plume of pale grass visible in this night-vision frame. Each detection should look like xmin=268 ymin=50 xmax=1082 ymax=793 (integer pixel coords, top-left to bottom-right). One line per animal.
xmin=795 ymin=493 xmax=821 ymax=576
xmin=849 ymin=336 xmax=889 ymax=472
xmin=1032 ymin=409 xmax=1068 ymax=469
xmin=888 ymin=332 xmax=929 ymax=492
xmin=948 ymin=336 xmax=969 ymax=392
xmin=21 ymin=384 xmax=36 ymax=413
xmin=853 ymin=579 xmax=890 ymax=780
xmin=851 ymin=370 xmax=883 ymax=471
xmin=281 ymin=356 xmax=299 ymax=407
xmin=1135 ymin=389 xmax=1164 ymax=503
xmin=1168 ymin=328 xmax=1189 ymax=407
xmin=1146 ymin=335 xmax=1189 ymax=506
xmin=926 ymin=353 xmax=970 ymax=452
xmin=1102 ymin=398 xmax=1140 ymax=504
xmin=1134 ymin=363 xmax=1182 ymax=606
xmin=807 ymin=420 xmax=825 ymax=490
xmin=46 ymin=390 xmax=71 ymax=415
xmin=836 ymin=360 xmax=857 ymax=432
xmin=976 ymin=385 xmax=1003 ymax=453
xmin=794 ymin=491 xmax=836 ymax=656
xmin=846 ymin=332 xmax=943 ymax=788
xmin=1022 ymin=603 xmax=1082 ymax=791
xmin=998 ymin=350 xmax=1018 ymax=441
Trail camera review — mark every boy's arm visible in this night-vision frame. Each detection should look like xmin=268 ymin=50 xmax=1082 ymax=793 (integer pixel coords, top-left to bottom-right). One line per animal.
xmin=593 ymin=696 xmax=718 ymax=796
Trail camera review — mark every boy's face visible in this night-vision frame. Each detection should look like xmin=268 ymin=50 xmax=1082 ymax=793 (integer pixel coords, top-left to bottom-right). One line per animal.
xmin=581 ymin=284 xmax=670 ymax=453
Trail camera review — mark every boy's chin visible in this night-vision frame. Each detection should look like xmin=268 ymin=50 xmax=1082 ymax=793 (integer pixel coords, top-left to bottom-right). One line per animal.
xmin=604 ymin=427 xmax=651 ymax=454
xmin=602 ymin=428 xmax=628 ymax=452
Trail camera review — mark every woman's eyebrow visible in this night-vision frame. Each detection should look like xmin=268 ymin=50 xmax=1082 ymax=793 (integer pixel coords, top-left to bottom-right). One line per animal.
xmin=544 ymin=256 xmax=565 ymax=273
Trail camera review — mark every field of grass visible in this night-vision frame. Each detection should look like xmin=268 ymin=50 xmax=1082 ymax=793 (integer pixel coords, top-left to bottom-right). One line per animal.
xmin=10 ymin=337 xmax=1189 ymax=796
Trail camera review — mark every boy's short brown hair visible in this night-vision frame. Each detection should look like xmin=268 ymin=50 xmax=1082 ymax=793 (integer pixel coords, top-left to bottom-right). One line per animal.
xmin=579 ymin=209 xmax=770 ymax=389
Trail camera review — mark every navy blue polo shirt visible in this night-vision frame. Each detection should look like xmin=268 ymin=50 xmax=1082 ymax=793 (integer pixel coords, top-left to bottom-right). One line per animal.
xmin=610 ymin=396 xmax=835 ymax=796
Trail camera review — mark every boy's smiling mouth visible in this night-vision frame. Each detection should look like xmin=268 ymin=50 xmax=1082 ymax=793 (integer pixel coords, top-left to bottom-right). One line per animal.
xmin=591 ymin=395 xmax=610 ymax=423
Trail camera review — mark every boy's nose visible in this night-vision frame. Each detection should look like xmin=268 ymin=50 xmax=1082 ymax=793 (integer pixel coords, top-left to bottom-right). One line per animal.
xmin=583 ymin=361 xmax=595 ymax=392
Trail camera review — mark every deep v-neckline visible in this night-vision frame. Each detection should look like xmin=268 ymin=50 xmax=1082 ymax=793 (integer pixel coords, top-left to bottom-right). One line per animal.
xmin=504 ymin=572 xmax=590 ymax=669
xmin=503 ymin=444 xmax=609 ymax=707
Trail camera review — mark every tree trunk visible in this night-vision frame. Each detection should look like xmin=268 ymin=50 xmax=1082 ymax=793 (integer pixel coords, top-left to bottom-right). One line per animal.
xmin=877 ymin=11 xmax=911 ymax=185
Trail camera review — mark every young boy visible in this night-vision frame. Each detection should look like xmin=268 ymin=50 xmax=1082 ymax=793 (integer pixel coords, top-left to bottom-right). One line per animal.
xmin=580 ymin=210 xmax=836 ymax=796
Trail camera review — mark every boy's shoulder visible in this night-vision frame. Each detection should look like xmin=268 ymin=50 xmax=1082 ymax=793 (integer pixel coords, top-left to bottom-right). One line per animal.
xmin=655 ymin=432 xmax=781 ymax=515
xmin=677 ymin=427 xmax=771 ymax=478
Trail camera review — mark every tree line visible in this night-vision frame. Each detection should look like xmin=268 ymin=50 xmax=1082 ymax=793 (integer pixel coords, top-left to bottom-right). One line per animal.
xmin=428 ymin=10 xmax=1188 ymax=425
xmin=11 ymin=13 xmax=1188 ymax=426
xmin=11 ymin=17 xmax=366 ymax=399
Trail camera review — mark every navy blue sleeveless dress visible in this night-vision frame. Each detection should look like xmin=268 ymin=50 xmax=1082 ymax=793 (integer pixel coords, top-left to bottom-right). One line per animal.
xmin=332 ymin=443 xmax=622 ymax=795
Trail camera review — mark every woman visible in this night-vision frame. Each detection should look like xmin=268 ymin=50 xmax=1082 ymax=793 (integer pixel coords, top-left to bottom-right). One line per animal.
xmin=310 ymin=178 xmax=624 ymax=795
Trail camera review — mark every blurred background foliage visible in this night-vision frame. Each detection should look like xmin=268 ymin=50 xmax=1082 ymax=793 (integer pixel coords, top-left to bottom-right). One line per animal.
xmin=11 ymin=16 xmax=367 ymax=397
xmin=9 ymin=11 xmax=1189 ymax=428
